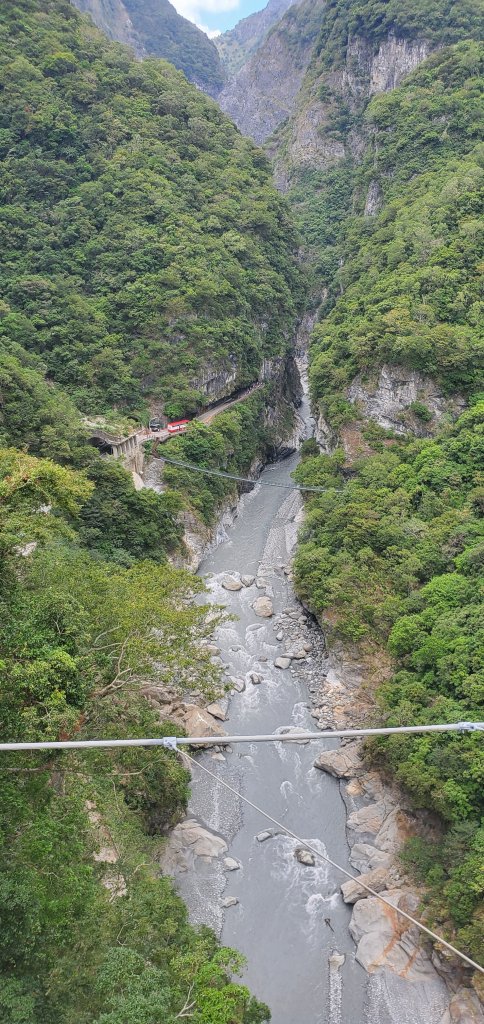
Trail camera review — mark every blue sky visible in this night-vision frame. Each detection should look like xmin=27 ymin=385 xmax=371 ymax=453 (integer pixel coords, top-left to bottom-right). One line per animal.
xmin=172 ymin=0 xmax=265 ymax=37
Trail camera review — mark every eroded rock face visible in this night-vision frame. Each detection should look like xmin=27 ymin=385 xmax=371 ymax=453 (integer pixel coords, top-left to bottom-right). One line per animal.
xmin=350 ymin=890 xmax=442 ymax=981
xmin=369 ymin=34 xmax=431 ymax=94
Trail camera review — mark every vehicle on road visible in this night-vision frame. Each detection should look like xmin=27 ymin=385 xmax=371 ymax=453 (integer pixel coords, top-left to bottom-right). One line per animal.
xmin=167 ymin=419 xmax=190 ymax=434
xmin=149 ymin=418 xmax=164 ymax=431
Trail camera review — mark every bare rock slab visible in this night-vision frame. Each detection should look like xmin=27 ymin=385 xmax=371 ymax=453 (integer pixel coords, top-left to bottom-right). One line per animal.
xmin=350 ymin=889 xmax=440 ymax=982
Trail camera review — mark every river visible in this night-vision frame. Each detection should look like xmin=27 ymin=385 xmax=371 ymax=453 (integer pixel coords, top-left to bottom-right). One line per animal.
xmin=169 ymin=387 xmax=450 ymax=1024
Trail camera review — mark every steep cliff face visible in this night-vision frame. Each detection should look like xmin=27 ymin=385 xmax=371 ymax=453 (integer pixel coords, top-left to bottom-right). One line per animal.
xmin=73 ymin=0 xmax=140 ymax=49
xmin=217 ymin=0 xmax=325 ymax=143
xmin=215 ymin=0 xmax=300 ymax=76
xmin=71 ymin=0 xmax=224 ymax=93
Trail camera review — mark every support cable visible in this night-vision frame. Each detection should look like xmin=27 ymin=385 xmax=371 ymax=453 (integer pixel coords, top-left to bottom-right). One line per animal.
xmin=151 ymin=454 xmax=337 ymax=493
xmin=183 ymin=751 xmax=484 ymax=976
xmin=0 ymin=722 xmax=481 ymax=751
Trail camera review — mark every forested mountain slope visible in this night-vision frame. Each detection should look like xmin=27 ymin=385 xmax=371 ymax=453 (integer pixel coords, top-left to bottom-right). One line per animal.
xmin=287 ymin=35 xmax=484 ymax=968
xmin=1 ymin=0 xmax=301 ymax=422
xmin=72 ymin=0 xmax=225 ymax=94
xmin=0 ymin=4 xmax=303 ymax=1019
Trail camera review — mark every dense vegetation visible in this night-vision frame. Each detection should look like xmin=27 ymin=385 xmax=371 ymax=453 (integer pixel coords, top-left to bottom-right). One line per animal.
xmin=307 ymin=42 xmax=483 ymax=424
xmin=291 ymin=34 xmax=483 ymax=965
xmin=0 ymin=1 xmax=306 ymax=1019
xmin=0 ymin=447 xmax=271 ymax=1023
xmin=294 ymin=403 xmax=484 ymax=960
xmin=0 ymin=0 xmax=301 ymax=418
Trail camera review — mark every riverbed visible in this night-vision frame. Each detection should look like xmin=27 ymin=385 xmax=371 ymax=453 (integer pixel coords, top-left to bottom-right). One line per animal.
xmin=169 ymin=392 xmax=450 ymax=1024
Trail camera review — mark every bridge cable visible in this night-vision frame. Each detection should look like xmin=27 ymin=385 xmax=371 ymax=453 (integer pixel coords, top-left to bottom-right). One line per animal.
xmin=151 ymin=454 xmax=338 ymax=493
xmin=0 ymin=722 xmax=482 ymax=751
xmin=184 ymin=750 xmax=484 ymax=976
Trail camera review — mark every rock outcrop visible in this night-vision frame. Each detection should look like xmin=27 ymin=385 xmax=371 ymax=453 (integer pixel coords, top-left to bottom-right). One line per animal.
xmin=347 ymin=365 xmax=466 ymax=437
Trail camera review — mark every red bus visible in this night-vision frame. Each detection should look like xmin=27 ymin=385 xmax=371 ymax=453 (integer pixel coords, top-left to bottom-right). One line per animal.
xmin=167 ymin=419 xmax=190 ymax=434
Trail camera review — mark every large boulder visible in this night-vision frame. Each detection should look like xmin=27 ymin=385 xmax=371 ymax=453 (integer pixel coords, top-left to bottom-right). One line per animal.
xmin=205 ymin=702 xmax=227 ymax=721
xmin=341 ymin=866 xmax=389 ymax=903
xmin=374 ymin=807 xmax=415 ymax=853
xmin=183 ymin=704 xmax=226 ymax=745
xmin=313 ymin=743 xmax=364 ymax=778
xmin=160 ymin=819 xmax=227 ymax=874
xmin=252 ymin=596 xmax=274 ymax=617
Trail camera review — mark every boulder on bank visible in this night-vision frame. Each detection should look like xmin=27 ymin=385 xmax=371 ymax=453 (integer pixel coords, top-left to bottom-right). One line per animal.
xmin=347 ymin=801 xmax=388 ymax=836
xmin=341 ymin=866 xmax=389 ymax=903
xmin=160 ymin=819 xmax=227 ymax=874
xmin=224 ymin=857 xmax=240 ymax=871
xmin=252 ymin=596 xmax=273 ymax=617
xmin=205 ymin=702 xmax=227 ymax=721
xmin=183 ymin=704 xmax=226 ymax=745
xmin=313 ymin=743 xmax=364 ymax=778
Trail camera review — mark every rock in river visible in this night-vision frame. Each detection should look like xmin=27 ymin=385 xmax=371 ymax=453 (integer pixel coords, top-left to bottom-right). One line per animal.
xmin=295 ymin=847 xmax=316 ymax=867
xmin=222 ymin=575 xmax=243 ymax=591
xmin=222 ymin=896 xmax=239 ymax=908
xmin=224 ymin=857 xmax=241 ymax=871
xmin=252 ymin=596 xmax=273 ymax=617
xmin=241 ymin=574 xmax=255 ymax=587
xmin=274 ymin=656 xmax=291 ymax=669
